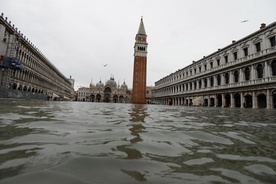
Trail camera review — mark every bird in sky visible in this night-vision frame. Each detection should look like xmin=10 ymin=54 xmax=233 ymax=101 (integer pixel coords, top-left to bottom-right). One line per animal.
xmin=241 ymin=20 xmax=249 ymax=23
xmin=104 ymin=64 xmax=107 ymax=67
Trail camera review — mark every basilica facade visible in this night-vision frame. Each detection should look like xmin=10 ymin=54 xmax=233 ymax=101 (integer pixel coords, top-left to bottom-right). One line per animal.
xmin=154 ymin=22 xmax=276 ymax=109
xmin=77 ymin=77 xmax=131 ymax=103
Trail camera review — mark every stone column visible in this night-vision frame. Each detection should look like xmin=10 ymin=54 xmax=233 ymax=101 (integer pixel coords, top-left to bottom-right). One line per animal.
xmin=196 ymin=80 xmax=199 ymax=90
xmin=264 ymin=61 xmax=268 ymax=78
xmin=240 ymin=92 xmax=244 ymax=108
xmin=252 ymin=91 xmax=257 ymax=109
xmin=251 ymin=65 xmax=255 ymax=81
xmin=230 ymin=71 xmax=234 ymax=84
xmin=222 ymin=94 xmax=226 ymax=107
xmin=239 ymin=68 xmax=244 ymax=82
xmin=208 ymin=95 xmax=210 ymax=107
xmin=230 ymin=93 xmax=235 ymax=108
xmin=266 ymin=89 xmax=272 ymax=109
xmin=214 ymin=76 xmax=218 ymax=86
xmin=207 ymin=78 xmax=210 ymax=87
xmin=214 ymin=95 xmax=217 ymax=107
xmin=221 ymin=74 xmax=225 ymax=85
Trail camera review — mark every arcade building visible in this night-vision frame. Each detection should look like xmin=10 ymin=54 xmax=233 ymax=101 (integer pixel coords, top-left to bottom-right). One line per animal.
xmin=154 ymin=22 xmax=276 ymax=109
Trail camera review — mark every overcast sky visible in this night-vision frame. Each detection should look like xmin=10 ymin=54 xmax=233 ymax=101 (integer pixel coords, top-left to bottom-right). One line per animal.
xmin=1 ymin=0 xmax=276 ymax=90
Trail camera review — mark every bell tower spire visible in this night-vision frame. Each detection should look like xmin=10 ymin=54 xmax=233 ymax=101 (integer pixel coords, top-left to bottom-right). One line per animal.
xmin=132 ymin=17 xmax=148 ymax=104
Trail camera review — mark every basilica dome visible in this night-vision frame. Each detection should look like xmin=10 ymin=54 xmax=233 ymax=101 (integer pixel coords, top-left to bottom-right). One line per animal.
xmin=96 ymin=80 xmax=104 ymax=88
xmin=106 ymin=77 xmax=117 ymax=87
xmin=121 ymin=81 xmax=128 ymax=90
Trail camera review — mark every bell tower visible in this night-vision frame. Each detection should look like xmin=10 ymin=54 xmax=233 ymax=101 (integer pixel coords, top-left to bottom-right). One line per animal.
xmin=132 ymin=17 xmax=148 ymax=104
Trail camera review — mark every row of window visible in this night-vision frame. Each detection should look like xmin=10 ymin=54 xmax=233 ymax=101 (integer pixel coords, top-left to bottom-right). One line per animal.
xmin=156 ymin=61 xmax=276 ymax=94
xmin=156 ymin=35 xmax=276 ymax=85
xmin=137 ymin=46 xmax=146 ymax=51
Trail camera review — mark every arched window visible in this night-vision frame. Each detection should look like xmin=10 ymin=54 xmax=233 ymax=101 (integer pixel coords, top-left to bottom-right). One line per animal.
xmin=234 ymin=70 xmax=239 ymax=82
xmin=204 ymin=78 xmax=207 ymax=88
xmin=217 ymin=75 xmax=221 ymax=85
xmin=210 ymin=77 xmax=214 ymax=87
xmin=199 ymin=80 xmax=202 ymax=88
xmin=244 ymin=67 xmax=250 ymax=81
xmin=257 ymin=64 xmax=263 ymax=78
xmin=225 ymin=73 xmax=229 ymax=84
xmin=272 ymin=60 xmax=276 ymax=76
xmin=104 ymin=87 xmax=112 ymax=93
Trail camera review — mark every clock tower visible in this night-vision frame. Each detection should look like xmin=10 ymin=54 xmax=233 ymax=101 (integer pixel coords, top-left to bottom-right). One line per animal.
xmin=132 ymin=17 xmax=148 ymax=104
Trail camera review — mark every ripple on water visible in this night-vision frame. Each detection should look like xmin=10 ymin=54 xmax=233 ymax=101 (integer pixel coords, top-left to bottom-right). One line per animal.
xmin=0 ymin=101 xmax=276 ymax=183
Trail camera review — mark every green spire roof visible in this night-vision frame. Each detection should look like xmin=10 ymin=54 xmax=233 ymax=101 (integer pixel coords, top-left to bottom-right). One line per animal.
xmin=137 ymin=17 xmax=146 ymax=35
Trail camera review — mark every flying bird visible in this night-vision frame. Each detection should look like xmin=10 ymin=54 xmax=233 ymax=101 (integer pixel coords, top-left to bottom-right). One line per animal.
xmin=104 ymin=64 xmax=107 ymax=67
xmin=241 ymin=20 xmax=249 ymax=23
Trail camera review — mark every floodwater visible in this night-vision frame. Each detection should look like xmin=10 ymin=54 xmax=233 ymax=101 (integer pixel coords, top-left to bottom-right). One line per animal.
xmin=0 ymin=99 xmax=276 ymax=184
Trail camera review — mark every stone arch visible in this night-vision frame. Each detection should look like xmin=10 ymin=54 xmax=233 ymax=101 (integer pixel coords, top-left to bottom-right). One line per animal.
xmin=225 ymin=93 xmax=231 ymax=107
xmin=104 ymin=93 xmax=110 ymax=102
xmin=204 ymin=78 xmax=207 ymax=88
xmin=245 ymin=94 xmax=252 ymax=108
xmin=256 ymin=63 xmax=264 ymax=78
xmin=225 ymin=72 xmax=230 ymax=84
xmin=257 ymin=93 xmax=266 ymax=108
xmin=199 ymin=79 xmax=202 ymax=88
xmin=210 ymin=76 xmax=214 ymax=87
xmin=113 ymin=95 xmax=118 ymax=103
xmin=209 ymin=96 xmax=215 ymax=106
xmin=23 ymin=86 xmax=27 ymax=91
xmin=90 ymin=94 xmax=95 ymax=102
xmin=234 ymin=70 xmax=239 ymax=82
xmin=104 ymin=87 xmax=112 ymax=93
xmin=96 ymin=94 xmax=101 ymax=102
xmin=234 ymin=93 xmax=241 ymax=107
xmin=119 ymin=95 xmax=124 ymax=103
xmin=217 ymin=94 xmax=222 ymax=107
xmin=217 ymin=74 xmax=221 ymax=86
xmin=244 ymin=67 xmax=250 ymax=81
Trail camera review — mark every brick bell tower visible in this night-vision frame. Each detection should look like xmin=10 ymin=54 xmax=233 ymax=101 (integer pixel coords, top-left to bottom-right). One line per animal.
xmin=132 ymin=17 xmax=148 ymax=104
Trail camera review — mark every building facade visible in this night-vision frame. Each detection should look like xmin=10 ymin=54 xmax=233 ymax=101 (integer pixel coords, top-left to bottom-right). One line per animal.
xmin=146 ymin=86 xmax=155 ymax=104
xmin=155 ymin=22 xmax=276 ymax=109
xmin=77 ymin=77 xmax=131 ymax=103
xmin=132 ymin=17 xmax=148 ymax=104
xmin=0 ymin=13 xmax=74 ymax=100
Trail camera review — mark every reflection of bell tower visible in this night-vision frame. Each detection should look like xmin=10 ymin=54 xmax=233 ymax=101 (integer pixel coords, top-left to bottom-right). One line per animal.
xmin=132 ymin=17 xmax=148 ymax=104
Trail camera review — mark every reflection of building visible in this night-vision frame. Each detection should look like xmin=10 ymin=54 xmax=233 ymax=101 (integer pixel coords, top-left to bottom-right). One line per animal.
xmin=0 ymin=13 xmax=74 ymax=100
xmin=155 ymin=22 xmax=276 ymax=109
xmin=132 ymin=17 xmax=148 ymax=104
xmin=77 ymin=76 xmax=131 ymax=102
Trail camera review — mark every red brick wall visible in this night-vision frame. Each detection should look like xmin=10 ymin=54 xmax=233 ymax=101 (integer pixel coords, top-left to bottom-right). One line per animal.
xmin=132 ymin=56 xmax=147 ymax=104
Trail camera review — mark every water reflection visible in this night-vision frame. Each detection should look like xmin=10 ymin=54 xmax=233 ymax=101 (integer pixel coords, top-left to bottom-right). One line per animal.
xmin=129 ymin=104 xmax=147 ymax=142
xmin=117 ymin=105 xmax=147 ymax=160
